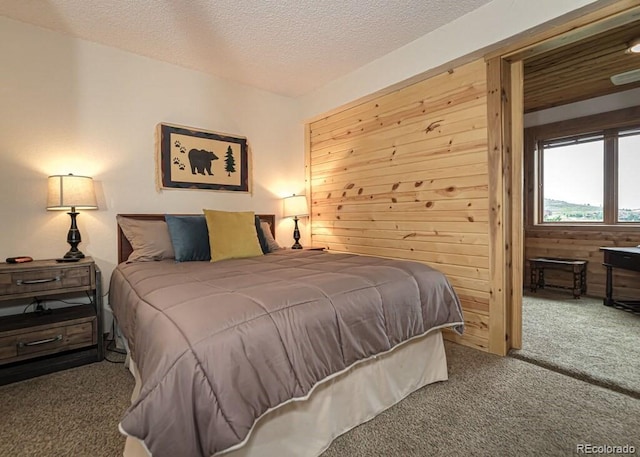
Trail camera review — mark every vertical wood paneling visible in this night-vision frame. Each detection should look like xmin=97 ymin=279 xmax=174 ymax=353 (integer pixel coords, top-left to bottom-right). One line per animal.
xmin=486 ymin=57 xmax=509 ymax=356
xmin=308 ymin=59 xmax=491 ymax=352
xmin=510 ymin=60 xmax=524 ymax=350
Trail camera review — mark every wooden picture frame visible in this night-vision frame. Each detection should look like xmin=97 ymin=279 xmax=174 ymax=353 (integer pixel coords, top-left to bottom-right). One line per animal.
xmin=157 ymin=123 xmax=249 ymax=192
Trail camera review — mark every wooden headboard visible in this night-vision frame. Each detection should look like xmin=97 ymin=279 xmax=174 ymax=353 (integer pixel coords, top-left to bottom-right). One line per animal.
xmin=117 ymin=213 xmax=276 ymax=264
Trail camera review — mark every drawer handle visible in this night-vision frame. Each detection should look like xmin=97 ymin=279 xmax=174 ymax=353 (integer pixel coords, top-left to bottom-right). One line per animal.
xmin=18 ymin=334 xmax=63 ymax=347
xmin=16 ymin=276 xmax=61 ymax=286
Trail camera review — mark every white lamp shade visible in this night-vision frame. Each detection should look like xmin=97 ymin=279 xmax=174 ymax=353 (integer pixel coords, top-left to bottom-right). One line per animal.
xmin=47 ymin=174 xmax=98 ymax=210
xmin=283 ymin=195 xmax=309 ymax=218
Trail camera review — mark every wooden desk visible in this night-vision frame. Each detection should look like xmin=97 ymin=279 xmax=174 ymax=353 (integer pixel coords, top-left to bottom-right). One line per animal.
xmin=600 ymin=247 xmax=640 ymax=311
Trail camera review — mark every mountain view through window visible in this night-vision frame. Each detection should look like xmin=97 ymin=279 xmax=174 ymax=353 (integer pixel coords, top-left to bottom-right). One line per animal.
xmin=542 ymin=131 xmax=640 ymax=223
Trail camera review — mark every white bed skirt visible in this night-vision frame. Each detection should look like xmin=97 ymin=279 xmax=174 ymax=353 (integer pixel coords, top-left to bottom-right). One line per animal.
xmin=122 ymin=329 xmax=448 ymax=457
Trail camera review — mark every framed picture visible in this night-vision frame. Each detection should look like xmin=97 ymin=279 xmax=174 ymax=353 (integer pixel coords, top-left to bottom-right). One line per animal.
xmin=157 ymin=123 xmax=249 ymax=192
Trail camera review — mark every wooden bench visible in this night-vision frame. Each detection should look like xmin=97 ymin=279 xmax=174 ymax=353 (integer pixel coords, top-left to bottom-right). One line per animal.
xmin=529 ymin=258 xmax=588 ymax=299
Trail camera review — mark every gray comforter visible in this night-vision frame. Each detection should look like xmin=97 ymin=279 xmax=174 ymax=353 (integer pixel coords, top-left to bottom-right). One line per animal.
xmin=110 ymin=250 xmax=464 ymax=457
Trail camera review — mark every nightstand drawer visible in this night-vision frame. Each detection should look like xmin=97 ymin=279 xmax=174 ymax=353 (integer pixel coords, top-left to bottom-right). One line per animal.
xmin=0 ymin=318 xmax=95 ymax=365
xmin=15 ymin=327 xmax=66 ymax=357
xmin=0 ymin=266 xmax=91 ymax=297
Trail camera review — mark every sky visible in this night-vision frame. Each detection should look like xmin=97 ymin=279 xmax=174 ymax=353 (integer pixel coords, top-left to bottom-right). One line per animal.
xmin=618 ymin=135 xmax=639 ymax=209
xmin=543 ymin=134 xmax=639 ymax=210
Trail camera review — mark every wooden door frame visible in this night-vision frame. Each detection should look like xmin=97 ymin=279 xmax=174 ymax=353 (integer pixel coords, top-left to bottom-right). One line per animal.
xmin=485 ymin=1 xmax=640 ymax=355
xmin=486 ymin=58 xmax=523 ymax=355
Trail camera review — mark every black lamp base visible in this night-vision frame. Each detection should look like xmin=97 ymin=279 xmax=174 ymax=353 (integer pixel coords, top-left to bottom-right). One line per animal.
xmin=63 ymin=249 xmax=85 ymax=259
xmin=291 ymin=216 xmax=303 ymax=249
xmin=63 ymin=210 xmax=85 ymax=259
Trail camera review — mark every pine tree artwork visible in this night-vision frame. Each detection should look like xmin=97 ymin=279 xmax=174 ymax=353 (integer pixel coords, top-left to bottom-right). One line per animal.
xmin=225 ymin=146 xmax=236 ymax=176
xmin=158 ymin=123 xmax=249 ymax=192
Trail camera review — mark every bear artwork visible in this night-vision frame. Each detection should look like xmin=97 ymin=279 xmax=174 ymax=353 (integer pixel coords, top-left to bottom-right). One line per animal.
xmin=188 ymin=148 xmax=219 ymax=175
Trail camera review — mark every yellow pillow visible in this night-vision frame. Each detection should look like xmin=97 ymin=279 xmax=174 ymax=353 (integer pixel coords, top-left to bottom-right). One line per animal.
xmin=203 ymin=209 xmax=264 ymax=262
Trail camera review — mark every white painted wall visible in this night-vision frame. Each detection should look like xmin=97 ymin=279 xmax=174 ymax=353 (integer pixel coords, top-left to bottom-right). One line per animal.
xmin=299 ymin=0 xmax=609 ymax=120
xmin=0 ymin=17 xmax=305 ymax=318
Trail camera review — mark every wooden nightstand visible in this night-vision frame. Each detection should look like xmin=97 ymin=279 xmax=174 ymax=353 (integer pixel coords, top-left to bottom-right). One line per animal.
xmin=0 ymin=257 xmax=103 ymax=385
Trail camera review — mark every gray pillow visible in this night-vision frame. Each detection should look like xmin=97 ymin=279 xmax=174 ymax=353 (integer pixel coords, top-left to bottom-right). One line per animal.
xmin=117 ymin=216 xmax=175 ymax=262
xmin=260 ymin=220 xmax=282 ymax=252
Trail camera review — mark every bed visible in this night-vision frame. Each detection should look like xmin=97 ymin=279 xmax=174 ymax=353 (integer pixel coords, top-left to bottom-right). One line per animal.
xmin=110 ymin=213 xmax=464 ymax=457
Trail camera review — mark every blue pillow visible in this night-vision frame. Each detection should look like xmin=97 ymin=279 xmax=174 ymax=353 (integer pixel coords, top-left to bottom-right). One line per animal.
xmin=165 ymin=215 xmax=211 ymax=262
xmin=254 ymin=215 xmax=269 ymax=254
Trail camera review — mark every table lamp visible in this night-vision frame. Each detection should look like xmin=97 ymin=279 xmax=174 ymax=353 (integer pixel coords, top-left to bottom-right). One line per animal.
xmin=283 ymin=194 xmax=309 ymax=249
xmin=47 ymin=174 xmax=98 ymax=259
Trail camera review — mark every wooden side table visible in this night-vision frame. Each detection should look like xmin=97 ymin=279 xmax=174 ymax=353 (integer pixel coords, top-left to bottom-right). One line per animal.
xmin=0 ymin=257 xmax=103 ymax=385
xmin=529 ymin=257 xmax=587 ymax=299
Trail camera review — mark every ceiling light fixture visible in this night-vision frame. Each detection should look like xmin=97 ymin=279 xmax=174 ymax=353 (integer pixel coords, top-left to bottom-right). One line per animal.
xmin=610 ymin=68 xmax=640 ymax=86
xmin=627 ymin=38 xmax=640 ymax=54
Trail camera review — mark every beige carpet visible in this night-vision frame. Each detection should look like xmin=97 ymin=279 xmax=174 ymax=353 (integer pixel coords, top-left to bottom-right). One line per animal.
xmin=0 ymin=359 xmax=133 ymax=457
xmin=1 ymin=342 xmax=638 ymax=457
xmin=322 ymin=342 xmax=639 ymax=457
xmin=510 ymin=291 xmax=640 ymax=398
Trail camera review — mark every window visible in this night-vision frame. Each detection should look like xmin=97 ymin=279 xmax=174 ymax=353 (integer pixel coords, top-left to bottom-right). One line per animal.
xmin=535 ymin=123 xmax=640 ymax=225
xmin=618 ymin=131 xmax=640 ymax=222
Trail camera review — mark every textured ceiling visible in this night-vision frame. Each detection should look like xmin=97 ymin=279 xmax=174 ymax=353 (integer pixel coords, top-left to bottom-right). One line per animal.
xmin=0 ymin=0 xmax=492 ymax=97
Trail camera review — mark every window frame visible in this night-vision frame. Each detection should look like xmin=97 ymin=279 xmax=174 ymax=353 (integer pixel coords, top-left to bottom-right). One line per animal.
xmin=525 ymin=106 xmax=640 ymax=229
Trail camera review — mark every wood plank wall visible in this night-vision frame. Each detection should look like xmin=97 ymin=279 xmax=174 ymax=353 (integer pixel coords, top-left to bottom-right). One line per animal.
xmin=308 ymin=59 xmax=490 ymax=351
xmin=524 ymin=229 xmax=640 ymax=301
